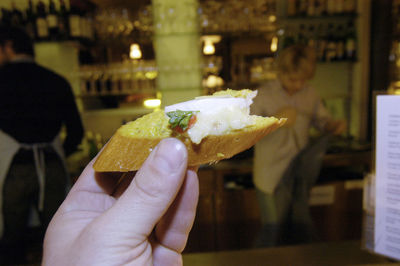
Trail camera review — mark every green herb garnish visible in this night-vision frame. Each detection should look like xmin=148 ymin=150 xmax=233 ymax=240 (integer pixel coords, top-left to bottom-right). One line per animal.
xmin=166 ymin=110 xmax=198 ymax=131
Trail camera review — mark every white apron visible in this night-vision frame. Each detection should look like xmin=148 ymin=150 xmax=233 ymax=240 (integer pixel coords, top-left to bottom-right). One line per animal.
xmin=0 ymin=130 xmax=69 ymax=238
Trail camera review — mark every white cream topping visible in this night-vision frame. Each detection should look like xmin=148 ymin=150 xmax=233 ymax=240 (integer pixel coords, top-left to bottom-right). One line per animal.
xmin=165 ymin=91 xmax=257 ymax=144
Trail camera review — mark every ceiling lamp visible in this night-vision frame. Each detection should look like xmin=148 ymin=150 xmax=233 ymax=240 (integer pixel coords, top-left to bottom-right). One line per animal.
xmin=201 ymin=35 xmax=222 ymax=55
xmin=130 ymin=43 xmax=142 ymax=59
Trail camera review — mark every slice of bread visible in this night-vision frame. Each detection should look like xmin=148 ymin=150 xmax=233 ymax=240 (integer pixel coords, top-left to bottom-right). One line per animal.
xmin=93 ymin=110 xmax=285 ymax=172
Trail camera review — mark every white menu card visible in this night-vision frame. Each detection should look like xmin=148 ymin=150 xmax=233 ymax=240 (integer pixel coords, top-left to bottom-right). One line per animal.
xmin=375 ymin=95 xmax=400 ymax=260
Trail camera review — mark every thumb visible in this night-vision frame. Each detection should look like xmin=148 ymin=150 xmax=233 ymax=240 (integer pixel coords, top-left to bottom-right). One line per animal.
xmin=100 ymin=138 xmax=188 ymax=239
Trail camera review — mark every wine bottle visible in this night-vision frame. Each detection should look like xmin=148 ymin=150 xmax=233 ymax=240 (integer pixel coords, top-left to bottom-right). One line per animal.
xmin=326 ymin=0 xmax=336 ymax=15
xmin=316 ymin=23 xmax=327 ymax=61
xmin=344 ymin=0 xmax=356 ymax=14
xmin=307 ymin=0 xmax=316 ymax=17
xmin=298 ymin=0 xmax=308 ymax=16
xmin=68 ymin=1 xmax=82 ymax=40
xmin=58 ymin=0 xmax=69 ymax=40
xmin=314 ymin=0 xmax=324 ymax=16
xmin=298 ymin=24 xmax=307 ymax=44
xmin=287 ymin=0 xmax=296 ymax=16
xmin=335 ymin=0 xmax=344 ymax=15
xmin=25 ymin=0 xmax=36 ymax=39
xmin=336 ymin=24 xmax=346 ymax=61
xmin=325 ymin=23 xmax=337 ymax=62
xmin=307 ymin=25 xmax=317 ymax=49
xmin=10 ymin=1 xmax=24 ymax=27
xmin=47 ymin=0 xmax=59 ymax=40
xmin=36 ymin=1 xmax=49 ymax=41
xmin=345 ymin=21 xmax=356 ymax=61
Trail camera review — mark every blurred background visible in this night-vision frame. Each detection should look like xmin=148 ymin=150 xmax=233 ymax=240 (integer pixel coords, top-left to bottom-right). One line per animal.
xmin=0 ymin=0 xmax=399 ymax=264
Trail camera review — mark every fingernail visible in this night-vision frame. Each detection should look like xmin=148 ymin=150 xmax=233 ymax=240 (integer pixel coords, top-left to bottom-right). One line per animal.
xmin=153 ymin=138 xmax=187 ymax=172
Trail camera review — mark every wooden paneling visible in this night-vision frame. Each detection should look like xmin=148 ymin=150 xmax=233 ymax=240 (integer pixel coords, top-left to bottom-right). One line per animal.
xmin=215 ymin=189 xmax=261 ymax=250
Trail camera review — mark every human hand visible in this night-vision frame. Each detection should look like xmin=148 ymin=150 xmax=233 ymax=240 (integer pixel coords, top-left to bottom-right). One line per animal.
xmin=276 ymin=106 xmax=297 ymax=127
xmin=324 ymin=119 xmax=347 ymax=136
xmin=43 ymin=138 xmax=199 ymax=266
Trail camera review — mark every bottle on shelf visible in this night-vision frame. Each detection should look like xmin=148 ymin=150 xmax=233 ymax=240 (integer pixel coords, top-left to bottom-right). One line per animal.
xmin=335 ymin=24 xmax=346 ymax=61
xmin=298 ymin=0 xmax=308 ymax=16
xmin=68 ymin=1 xmax=82 ymax=40
xmin=47 ymin=0 xmax=59 ymax=40
xmin=287 ymin=0 xmax=297 ymax=16
xmin=314 ymin=0 xmax=326 ymax=16
xmin=297 ymin=24 xmax=307 ymax=44
xmin=345 ymin=21 xmax=357 ymax=61
xmin=104 ymin=72 xmax=113 ymax=94
xmin=326 ymin=0 xmax=336 ymax=15
xmin=35 ymin=1 xmax=49 ymax=41
xmin=325 ymin=23 xmax=337 ymax=62
xmin=335 ymin=0 xmax=344 ymax=15
xmin=58 ymin=0 xmax=69 ymax=40
xmin=343 ymin=0 xmax=357 ymax=14
xmin=25 ymin=0 xmax=36 ymax=39
xmin=316 ymin=23 xmax=327 ymax=61
xmin=10 ymin=1 xmax=24 ymax=27
xmin=307 ymin=0 xmax=316 ymax=17
xmin=307 ymin=24 xmax=317 ymax=49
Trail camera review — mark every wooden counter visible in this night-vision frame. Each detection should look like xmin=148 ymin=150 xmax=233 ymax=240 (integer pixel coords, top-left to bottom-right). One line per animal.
xmin=322 ymin=151 xmax=372 ymax=168
xmin=183 ymin=241 xmax=393 ymax=266
xmin=203 ymin=150 xmax=372 ymax=171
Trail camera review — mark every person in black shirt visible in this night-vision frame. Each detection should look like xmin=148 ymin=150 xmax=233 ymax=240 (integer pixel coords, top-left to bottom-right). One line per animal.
xmin=0 ymin=26 xmax=84 ymax=264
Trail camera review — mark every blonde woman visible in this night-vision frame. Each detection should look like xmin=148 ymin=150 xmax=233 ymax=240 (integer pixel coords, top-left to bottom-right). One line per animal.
xmin=251 ymin=44 xmax=345 ymax=246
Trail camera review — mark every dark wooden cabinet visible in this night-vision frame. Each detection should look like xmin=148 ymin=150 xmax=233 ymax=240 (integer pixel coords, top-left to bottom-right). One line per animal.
xmin=185 ymin=168 xmax=261 ymax=253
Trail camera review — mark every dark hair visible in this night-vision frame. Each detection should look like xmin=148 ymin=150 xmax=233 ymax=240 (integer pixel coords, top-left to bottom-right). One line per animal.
xmin=0 ymin=25 xmax=34 ymax=56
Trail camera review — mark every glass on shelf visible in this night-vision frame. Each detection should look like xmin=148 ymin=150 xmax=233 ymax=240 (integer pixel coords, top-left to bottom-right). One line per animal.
xmin=250 ymin=57 xmax=277 ymax=83
xmin=93 ymin=0 xmax=277 ymax=38
xmin=77 ymin=60 xmax=158 ymax=98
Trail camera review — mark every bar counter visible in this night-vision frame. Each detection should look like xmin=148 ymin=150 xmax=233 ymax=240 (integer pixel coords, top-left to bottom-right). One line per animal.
xmin=183 ymin=240 xmax=394 ymax=266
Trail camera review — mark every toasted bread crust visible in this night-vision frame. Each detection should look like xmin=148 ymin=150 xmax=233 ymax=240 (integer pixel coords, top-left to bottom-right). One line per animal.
xmin=93 ymin=117 xmax=285 ymax=172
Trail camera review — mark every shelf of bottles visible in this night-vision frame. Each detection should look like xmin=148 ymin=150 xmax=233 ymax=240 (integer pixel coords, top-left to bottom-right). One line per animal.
xmin=77 ymin=60 xmax=157 ymax=97
xmin=78 ymin=56 xmax=228 ymax=97
xmin=389 ymin=0 xmax=400 ymax=82
xmin=0 ymin=0 xmax=95 ymax=43
xmin=199 ymin=0 xmax=277 ymax=34
xmin=281 ymin=21 xmax=357 ymax=62
xmin=286 ymin=0 xmax=357 ymax=18
xmin=281 ymin=0 xmax=357 ymax=62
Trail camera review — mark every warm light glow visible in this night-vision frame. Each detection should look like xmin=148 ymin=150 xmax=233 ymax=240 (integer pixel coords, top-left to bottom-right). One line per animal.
xmin=268 ymin=15 xmax=277 ymax=23
xmin=270 ymin=36 xmax=278 ymax=53
xmin=201 ymin=35 xmax=221 ymax=55
xmin=203 ymin=40 xmax=215 ymax=55
xmin=130 ymin=43 xmax=142 ymax=59
xmin=145 ymin=71 xmax=157 ymax=79
xmin=144 ymin=98 xmax=161 ymax=108
xmin=203 ymin=75 xmax=224 ymax=88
